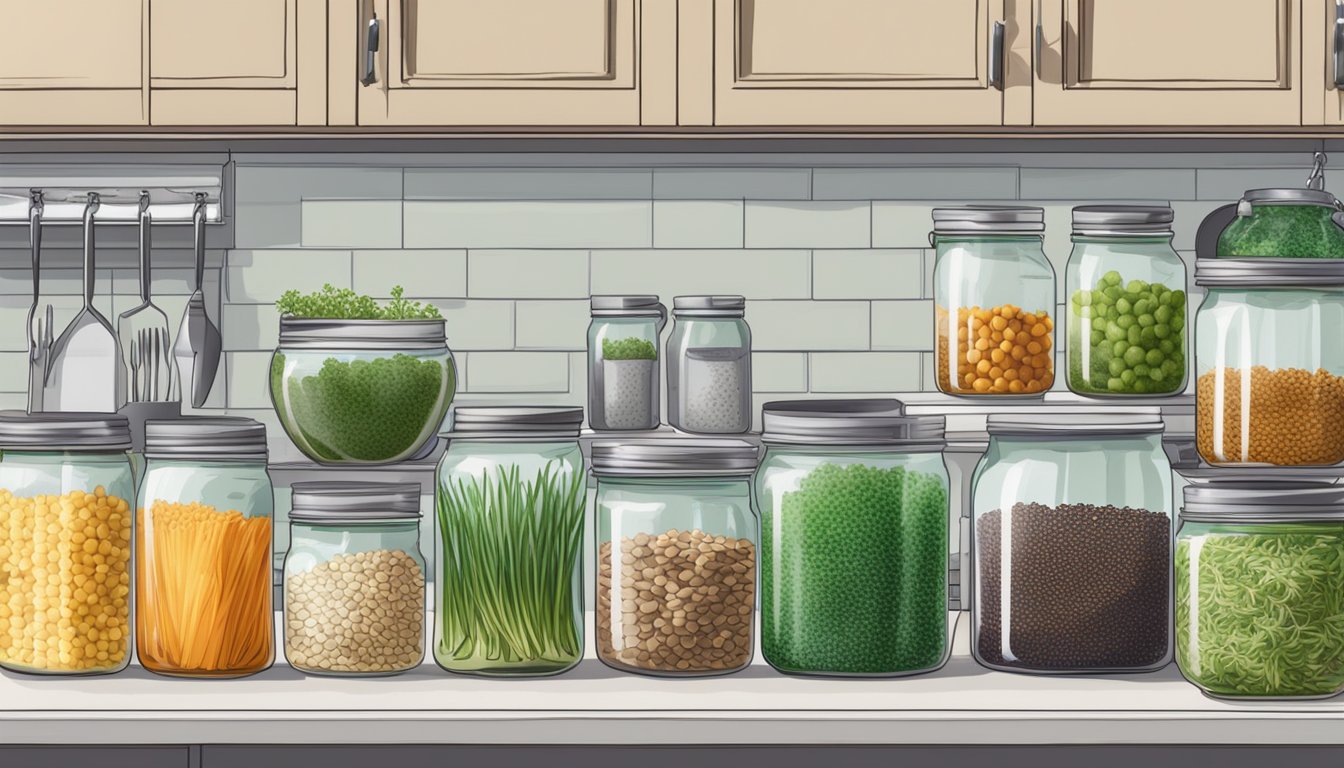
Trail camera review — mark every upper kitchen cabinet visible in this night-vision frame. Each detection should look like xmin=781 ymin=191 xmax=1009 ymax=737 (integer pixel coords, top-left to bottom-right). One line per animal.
xmin=149 ymin=0 xmax=327 ymax=126
xmin=350 ymin=0 xmax=677 ymax=126
xmin=681 ymin=0 xmax=1032 ymax=127
xmin=0 ymin=1 xmax=148 ymax=126
xmin=1033 ymin=0 xmax=1303 ymax=127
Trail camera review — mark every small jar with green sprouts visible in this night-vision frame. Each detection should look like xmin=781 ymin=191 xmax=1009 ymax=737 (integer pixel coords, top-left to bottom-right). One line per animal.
xmin=434 ymin=406 xmax=585 ymax=677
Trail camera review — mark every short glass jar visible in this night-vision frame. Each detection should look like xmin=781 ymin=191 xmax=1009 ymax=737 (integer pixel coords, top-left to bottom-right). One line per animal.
xmin=593 ymin=438 xmax=759 ymax=677
xmin=284 ymin=482 xmax=426 ymax=676
xmin=434 ymin=407 xmax=586 ymax=677
xmin=588 ymin=295 xmax=667 ymax=431
xmin=970 ymin=412 xmax=1173 ymax=674
xmin=136 ymin=418 xmax=274 ymax=678
xmin=667 ymin=296 xmax=752 ymax=434
xmin=1194 ymin=259 xmax=1344 ymax=466
xmin=1177 ymin=483 xmax=1344 ymax=699
xmin=932 ymin=206 xmax=1056 ymax=396
xmin=1066 ymin=206 xmax=1188 ymax=397
xmin=755 ymin=400 xmax=951 ymax=677
xmin=1217 ymin=188 xmax=1344 ymax=259
xmin=0 ymin=412 xmax=133 ymax=676
xmin=271 ymin=318 xmax=457 ymax=465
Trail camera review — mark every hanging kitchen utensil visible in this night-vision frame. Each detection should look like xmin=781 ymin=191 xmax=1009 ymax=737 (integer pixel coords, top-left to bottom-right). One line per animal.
xmin=173 ymin=192 xmax=221 ymax=408
xmin=117 ymin=191 xmax=174 ymax=403
xmin=25 ymin=190 xmax=53 ymax=413
xmin=44 ymin=192 xmax=124 ymax=413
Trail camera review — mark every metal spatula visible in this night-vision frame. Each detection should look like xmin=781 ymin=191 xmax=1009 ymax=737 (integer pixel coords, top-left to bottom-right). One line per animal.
xmin=25 ymin=190 xmax=53 ymax=413
xmin=117 ymin=191 xmax=174 ymax=403
xmin=174 ymin=193 xmax=221 ymax=408
xmin=45 ymin=192 xmax=124 ymax=412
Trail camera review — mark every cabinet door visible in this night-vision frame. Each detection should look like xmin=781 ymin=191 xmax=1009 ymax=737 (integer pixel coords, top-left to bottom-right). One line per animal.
xmin=1034 ymin=0 xmax=1303 ymax=126
xmin=149 ymin=0 xmax=327 ymax=125
xmin=0 ymin=0 xmax=147 ymax=126
xmin=355 ymin=0 xmax=676 ymax=126
xmin=1306 ymin=0 xmax=1344 ymax=125
xmin=691 ymin=0 xmax=1030 ymax=127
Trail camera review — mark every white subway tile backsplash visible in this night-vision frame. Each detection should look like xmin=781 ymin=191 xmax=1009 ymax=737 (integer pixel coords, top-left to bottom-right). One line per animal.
xmin=748 ymin=301 xmax=869 ymax=351
xmin=653 ymin=201 xmax=744 ymax=248
xmin=809 ymin=352 xmax=921 ymax=393
xmin=653 ymin=168 xmax=811 ymax=200
xmin=226 ymin=250 xmax=352 ymax=304
xmin=1171 ymin=200 xmax=1229 ymax=252
xmin=0 ymin=351 xmax=28 ymax=393
xmin=300 ymin=200 xmax=402 ymax=249
xmin=221 ymin=303 xmax=280 ymax=351
xmin=1019 ymin=168 xmax=1194 ymax=201
xmin=465 ymin=351 xmax=570 ymax=393
xmin=404 ymin=201 xmax=652 ymax=249
xmin=352 ymin=250 xmax=467 ymax=298
xmin=753 ymin=352 xmax=808 ymax=392
xmin=872 ymin=202 xmax=938 ymax=248
xmin=406 ymin=168 xmax=652 ymax=200
xmin=431 ymin=300 xmax=515 ymax=351
xmin=589 ymin=250 xmax=810 ymax=300
xmin=225 ymin=351 xmax=274 ymax=409
xmin=746 ymin=201 xmax=870 ymax=249
xmin=871 ymin=300 xmax=934 ymax=351
xmin=234 ymin=166 xmax=403 ymax=249
xmin=813 ymin=249 xmax=923 ymax=299
xmin=468 ymin=250 xmax=589 ymax=298
xmin=515 ymin=300 xmax=590 ymax=349
xmin=812 ymin=167 xmax=1018 ymax=201
xmin=1196 ymin=168 xmax=1306 ymax=200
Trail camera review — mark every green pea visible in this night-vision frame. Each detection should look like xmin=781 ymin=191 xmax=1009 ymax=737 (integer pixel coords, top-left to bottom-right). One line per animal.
xmin=1116 ymin=297 xmax=1132 ymax=315
xmin=1076 ymin=291 xmax=1092 ymax=306
xmin=1094 ymin=290 xmax=1113 ymax=306
xmin=1133 ymin=379 xmax=1151 ymax=394
xmin=1112 ymin=340 xmax=1128 ymax=357
xmin=1134 ymin=299 xmax=1152 ymax=316
xmin=1145 ymin=349 xmax=1164 ymax=367
xmin=1105 ymin=286 xmax=1124 ymax=300
xmin=1171 ymin=314 xmax=1184 ymax=332
xmin=1135 ymin=364 xmax=1151 ymax=378
xmin=1154 ymin=305 xmax=1172 ymax=324
xmin=1169 ymin=289 xmax=1186 ymax=307
xmin=1106 ymin=324 xmax=1127 ymax=342
xmin=1154 ymin=323 xmax=1171 ymax=339
xmin=1127 ymin=280 xmax=1149 ymax=294
xmin=1091 ymin=329 xmax=1106 ymax=347
xmin=1103 ymin=270 xmax=1123 ymax=286
xmin=1150 ymin=367 xmax=1166 ymax=383
xmin=1107 ymin=378 xmax=1126 ymax=392
xmin=1124 ymin=347 xmax=1146 ymax=367
xmin=1137 ymin=313 xmax=1156 ymax=328
xmin=1140 ymin=327 xmax=1158 ymax=347
xmin=1107 ymin=307 xmax=1120 ymax=321
xmin=1127 ymin=326 xmax=1143 ymax=345
xmin=1162 ymin=359 xmax=1183 ymax=376
xmin=1159 ymin=339 xmax=1175 ymax=354
xmin=1121 ymin=370 xmax=1137 ymax=385
xmin=1117 ymin=314 xmax=1136 ymax=329
xmin=1109 ymin=358 xmax=1128 ymax=377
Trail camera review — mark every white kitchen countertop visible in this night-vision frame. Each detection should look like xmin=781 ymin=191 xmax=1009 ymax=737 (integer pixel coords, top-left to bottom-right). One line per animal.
xmin=1 ymin=612 xmax=1340 ymax=746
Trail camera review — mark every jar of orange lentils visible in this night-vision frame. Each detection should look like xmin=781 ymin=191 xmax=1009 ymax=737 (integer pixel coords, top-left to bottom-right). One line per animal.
xmin=932 ymin=206 xmax=1056 ymax=396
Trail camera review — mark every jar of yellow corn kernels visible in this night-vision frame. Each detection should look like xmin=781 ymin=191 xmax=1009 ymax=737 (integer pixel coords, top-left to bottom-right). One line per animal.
xmin=0 ymin=411 xmax=134 ymax=675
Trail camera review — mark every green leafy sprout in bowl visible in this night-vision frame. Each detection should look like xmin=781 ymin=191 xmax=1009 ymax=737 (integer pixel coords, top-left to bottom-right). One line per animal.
xmin=277 ymin=284 xmax=442 ymax=320
xmin=602 ymin=337 xmax=657 ymax=361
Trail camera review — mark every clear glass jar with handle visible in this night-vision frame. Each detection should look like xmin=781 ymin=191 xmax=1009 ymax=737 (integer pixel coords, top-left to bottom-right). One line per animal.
xmin=0 ymin=412 xmax=134 ymax=676
xmin=1217 ymin=187 xmax=1344 ymax=259
xmin=667 ymin=296 xmax=752 ymax=434
xmin=755 ymin=400 xmax=951 ymax=677
xmin=284 ymin=482 xmax=426 ymax=677
xmin=588 ymin=295 xmax=667 ymax=431
xmin=932 ymin=206 xmax=1056 ymax=396
xmin=434 ymin=407 xmax=586 ymax=677
xmin=593 ymin=438 xmax=759 ymax=677
xmin=1066 ymin=206 xmax=1188 ymax=397
xmin=136 ymin=418 xmax=273 ymax=678
xmin=970 ymin=412 xmax=1172 ymax=674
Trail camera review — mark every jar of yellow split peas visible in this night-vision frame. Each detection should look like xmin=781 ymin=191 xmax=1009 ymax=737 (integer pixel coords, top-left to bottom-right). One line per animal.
xmin=136 ymin=418 xmax=274 ymax=678
xmin=932 ymin=206 xmax=1057 ymax=396
xmin=0 ymin=411 xmax=134 ymax=676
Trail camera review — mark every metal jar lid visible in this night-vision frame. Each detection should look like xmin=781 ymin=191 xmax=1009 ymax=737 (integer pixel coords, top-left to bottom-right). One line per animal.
xmin=1241 ymin=188 xmax=1340 ymax=207
xmin=760 ymin=399 xmax=946 ymax=449
xmin=0 ymin=411 xmax=132 ymax=451
xmin=447 ymin=406 xmax=584 ymax=441
xmin=1072 ymin=205 xmax=1174 ymax=237
xmin=1176 ymin=464 xmax=1344 ymax=485
xmin=278 ymin=318 xmax=447 ymax=350
xmin=672 ymin=295 xmax=746 ymax=318
xmin=290 ymin=481 xmax=421 ymax=523
xmin=144 ymin=417 xmax=268 ymax=461
xmin=931 ymin=205 xmax=1045 ymax=236
xmin=987 ymin=410 xmax=1164 ymax=437
xmin=1195 ymin=258 xmax=1344 ymax=287
xmin=591 ymin=295 xmax=665 ymax=318
xmin=591 ymin=438 xmax=759 ymax=477
xmin=1182 ymin=482 xmax=1344 ymax=522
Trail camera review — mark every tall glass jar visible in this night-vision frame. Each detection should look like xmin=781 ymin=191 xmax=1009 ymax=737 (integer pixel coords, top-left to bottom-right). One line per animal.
xmin=593 ymin=439 xmax=759 ymax=677
xmin=284 ymin=482 xmax=426 ymax=676
xmin=667 ymin=296 xmax=752 ymax=434
xmin=1178 ymin=483 xmax=1344 ymax=699
xmin=755 ymin=400 xmax=951 ymax=677
xmin=970 ymin=412 xmax=1172 ymax=674
xmin=1217 ymin=188 xmax=1344 ymax=259
xmin=136 ymin=418 xmax=274 ymax=678
xmin=0 ymin=412 xmax=133 ymax=676
xmin=1194 ymin=259 xmax=1344 ymax=466
xmin=588 ymin=295 xmax=667 ymax=431
xmin=434 ymin=407 xmax=585 ymax=677
xmin=932 ymin=206 xmax=1056 ymax=396
xmin=1066 ymin=206 xmax=1188 ymax=397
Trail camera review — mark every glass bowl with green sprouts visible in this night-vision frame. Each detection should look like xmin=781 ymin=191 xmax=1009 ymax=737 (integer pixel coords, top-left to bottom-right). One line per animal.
xmin=270 ymin=285 xmax=457 ymax=465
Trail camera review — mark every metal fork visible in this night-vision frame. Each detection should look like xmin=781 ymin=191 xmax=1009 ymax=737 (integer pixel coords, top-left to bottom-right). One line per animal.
xmin=136 ymin=326 xmax=170 ymax=403
xmin=129 ymin=333 xmax=142 ymax=403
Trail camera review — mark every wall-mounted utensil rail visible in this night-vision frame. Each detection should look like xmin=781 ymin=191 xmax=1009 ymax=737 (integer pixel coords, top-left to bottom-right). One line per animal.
xmin=0 ymin=188 xmax=222 ymax=225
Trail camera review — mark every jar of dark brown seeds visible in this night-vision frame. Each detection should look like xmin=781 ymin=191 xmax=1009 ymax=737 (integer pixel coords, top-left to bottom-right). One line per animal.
xmin=593 ymin=438 xmax=759 ymax=677
xmin=970 ymin=411 xmax=1173 ymax=674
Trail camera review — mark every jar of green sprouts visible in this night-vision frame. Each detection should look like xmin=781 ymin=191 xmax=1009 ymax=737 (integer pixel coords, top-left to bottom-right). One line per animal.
xmin=434 ymin=406 xmax=586 ymax=677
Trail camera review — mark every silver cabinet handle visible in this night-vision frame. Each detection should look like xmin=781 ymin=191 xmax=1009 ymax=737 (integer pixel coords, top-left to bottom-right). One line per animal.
xmin=1035 ymin=0 xmax=1044 ymax=78
xmin=361 ymin=14 xmax=381 ymax=86
xmin=989 ymin=21 xmax=1006 ymax=90
xmin=1334 ymin=0 xmax=1344 ymax=88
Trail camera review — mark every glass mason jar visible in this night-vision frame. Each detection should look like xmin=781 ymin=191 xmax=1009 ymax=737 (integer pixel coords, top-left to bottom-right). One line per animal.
xmin=434 ymin=407 xmax=585 ymax=676
xmin=1066 ymin=206 xmax=1188 ymax=397
xmin=136 ymin=418 xmax=274 ymax=678
xmin=284 ymin=482 xmax=426 ymax=676
xmin=666 ymin=296 xmax=752 ymax=434
xmin=970 ymin=412 xmax=1173 ymax=674
xmin=1217 ymin=188 xmax=1344 ymax=259
xmin=1194 ymin=259 xmax=1344 ymax=466
xmin=932 ymin=206 xmax=1056 ymax=396
xmin=756 ymin=400 xmax=951 ymax=677
xmin=271 ymin=318 xmax=457 ymax=465
xmin=593 ymin=438 xmax=759 ymax=677
xmin=1177 ymin=483 xmax=1344 ymax=699
xmin=0 ymin=412 xmax=133 ymax=676
xmin=588 ymin=295 xmax=667 ymax=431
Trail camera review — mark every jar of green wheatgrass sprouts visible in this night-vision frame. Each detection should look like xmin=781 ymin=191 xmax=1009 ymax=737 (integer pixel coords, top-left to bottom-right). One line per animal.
xmin=1177 ymin=482 xmax=1344 ymax=699
xmin=755 ymin=399 xmax=952 ymax=677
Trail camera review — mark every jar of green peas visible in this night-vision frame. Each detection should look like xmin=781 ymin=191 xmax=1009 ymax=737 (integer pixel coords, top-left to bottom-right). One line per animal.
xmin=1065 ymin=206 xmax=1188 ymax=397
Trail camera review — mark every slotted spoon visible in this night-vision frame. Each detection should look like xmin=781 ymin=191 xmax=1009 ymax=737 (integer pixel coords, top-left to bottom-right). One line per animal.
xmin=117 ymin=191 xmax=174 ymax=403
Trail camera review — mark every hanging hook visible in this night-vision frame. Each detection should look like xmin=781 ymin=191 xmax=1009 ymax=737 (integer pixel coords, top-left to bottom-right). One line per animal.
xmin=1308 ymin=152 xmax=1329 ymax=191
xmin=29 ymin=189 xmax=44 ymax=219
xmin=138 ymin=189 xmax=151 ymax=215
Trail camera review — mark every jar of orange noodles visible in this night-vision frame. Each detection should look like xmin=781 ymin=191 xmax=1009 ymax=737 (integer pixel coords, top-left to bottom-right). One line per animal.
xmin=0 ymin=412 xmax=134 ymax=676
xmin=137 ymin=418 xmax=274 ymax=678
